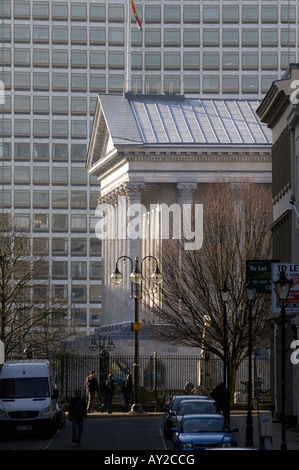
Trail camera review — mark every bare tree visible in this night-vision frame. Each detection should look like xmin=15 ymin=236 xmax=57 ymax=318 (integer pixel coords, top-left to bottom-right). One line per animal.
xmin=0 ymin=214 xmax=70 ymax=358
xmin=147 ymin=182 xmax=272 ymax=399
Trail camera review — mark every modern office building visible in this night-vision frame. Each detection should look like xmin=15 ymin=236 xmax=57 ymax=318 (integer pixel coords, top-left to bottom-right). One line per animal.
xmin=0 ymin=0 xmax=296 ymax=337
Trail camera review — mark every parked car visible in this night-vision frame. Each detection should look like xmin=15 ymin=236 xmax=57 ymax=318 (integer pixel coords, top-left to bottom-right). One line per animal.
xmin=163 ymin=395 xmax=209 ymax=439
xmin=172 ymin=414 xmax=238 ymax=450
xmin=173 ymin=399 xmax=218 ymax=427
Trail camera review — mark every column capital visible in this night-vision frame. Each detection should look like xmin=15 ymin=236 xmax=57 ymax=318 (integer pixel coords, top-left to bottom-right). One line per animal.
xmin=124 ymin=182 xmax=145 ymax=201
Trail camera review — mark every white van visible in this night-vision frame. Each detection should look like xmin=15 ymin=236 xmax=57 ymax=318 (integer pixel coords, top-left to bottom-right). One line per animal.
xmin=0 ymin=360 xmax=60 ymax=436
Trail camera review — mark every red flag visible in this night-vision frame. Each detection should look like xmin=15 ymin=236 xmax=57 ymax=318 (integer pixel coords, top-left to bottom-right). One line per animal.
xmin=130 ymin=0 xmax=143 ymax=32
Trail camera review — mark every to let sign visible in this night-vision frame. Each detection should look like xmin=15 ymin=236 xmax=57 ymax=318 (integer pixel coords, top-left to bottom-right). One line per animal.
xmin=246 ymin=260 xmax=276 ymax=293
xmin=272 ymin=263 xmax=299 ymax=314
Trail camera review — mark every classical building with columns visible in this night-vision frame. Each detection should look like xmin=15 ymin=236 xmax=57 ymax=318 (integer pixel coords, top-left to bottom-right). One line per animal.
xmin=87 ymin=92 xmax=272 ymax=350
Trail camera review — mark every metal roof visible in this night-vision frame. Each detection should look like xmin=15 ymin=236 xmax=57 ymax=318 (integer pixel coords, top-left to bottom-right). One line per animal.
xmin=98 ymin=94 xmax=272 ymax=148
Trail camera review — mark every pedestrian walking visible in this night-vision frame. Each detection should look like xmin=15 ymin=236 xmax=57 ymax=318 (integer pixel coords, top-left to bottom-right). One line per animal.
xmin=100 ymin=373 xmax=114 ymax=414
xmin=68 ymin=389 xmax=87 ymax=447
xmin=122 ymin=373 xmax=133 ymax=412
xmin=85 ymin=369 xmax=99 ymax=413
xmin=211 ymin=382 xmax=230 ymax=422
xmin=183 ymin=379 xmax=194 ymax=394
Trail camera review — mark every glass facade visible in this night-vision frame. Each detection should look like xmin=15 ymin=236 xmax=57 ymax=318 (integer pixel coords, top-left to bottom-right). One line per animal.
xmin=0 ymin=0 xmax=297 ymax=334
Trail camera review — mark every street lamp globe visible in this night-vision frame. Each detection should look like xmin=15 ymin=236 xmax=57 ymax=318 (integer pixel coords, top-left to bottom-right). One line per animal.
xmin=111 ymin=267 xmax=123 ymax=285
xmin=245 ymin=278 xmax=257 ymax=302
xmin=220 ymin=280 xmax=230 ymax=303
xmin=274 ymin=267 xmax=292 ymax=301
xmin=151 ymin=266 xmax=163 ymax=285
xmin=130 ymin=267 xmax=143 ymax=284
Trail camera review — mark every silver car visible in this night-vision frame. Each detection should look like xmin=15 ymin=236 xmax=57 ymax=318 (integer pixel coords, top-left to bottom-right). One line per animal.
xmin=173 ymin=399 xmax=218 ymax=428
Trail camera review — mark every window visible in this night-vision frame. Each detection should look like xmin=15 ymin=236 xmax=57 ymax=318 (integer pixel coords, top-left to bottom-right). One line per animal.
xmin=203 ymin=29 xmax=219 ymax=46
xmin=203 ymin=6 xmax=219 ymax=22
xmin=52 ymin=238 xmax=68 ymax=255
xmin=33 ymin=72 xmax=49 ymax=90
xmin=203 ymin=76 xmax=219 ymax=93
xmin=14 ymin=96 xmax=30 ymax=113
xmin=52 ymin=120 xmax=68 ymax=137
xmin=52 ymin=97 xmax=68 ymax=114
xmin=222 ymin=76 xmax=239 ymax=93
xmin=52 ymin=2 xmax=68 ymax=20
xmin=52 ymin=26 xmax=68 ymax=43
xmin=53 ymin=285 xmax=68 ymax=302
xmin=90 ymin=27 xmax=105 ymax=44
xmin=90 ymin=74 xmax=106 ymax=92
xmin=52 ymin=261 xmax=68 ymax=278
xmin=90 ymin=262 xmax=102 ymax=278
xmin=108 ymin=28 xmax=124 ymax=45
xmin=108 ymin=4 xmax=124 ymax=22
xmin=108 ymin=51 xmax=124 ymax=69
xmin=52 ymin=214 xmax=68 ymax=230
xmin=90 ymin=239 xmax=101 ymax=255
xmin=90 ymin=51 xmax=106 ymax=68
xmin=71 ymin=191 xmax=87 ymax=207
xmin=242 ymin=76 xmax=258 ymax=93
xmin=71 ymin=215 xmax=87 ymax=231
xmin=52 ymin=73 xmax=68 ymax=91
xmin=242 ymin=29 xmax=258 ymax=46
xmin=70 ymin=285 xmax=87 ymax=302
xmin=52 ymin=50 xmax=68 ymax=67
xmin=145 ymin=52 xmax=161 ymax=69
xmin=164 ymin=5 xmax=180 ymax=23
xmin=90 ymin=285 xmax=102 ymax=301
xmin=145 ymin=5 xmax=161 ymax=23
xmin=14 ymin=1 xmax=30 ymax=18
xmin=71 ymin=74 xmax=87 ymax=90
xmin=33 ymin=190 xmax=49 ymax=207
xmin=261 ymin=53 xmax=278 ymax=69
xmin=33 ymin=96 xmax=49 ymax=114
xmin=164 ymin=29 xmax=180 ymax=46
xmin=164 ymin=52 xmax=180 ymax=70
xmin=52 ymin=191 xmax=68 ymax=207
xmin=33 ymin=2 xmax=49 ymax=19
xmin=14 ymin=25 xmax=30 ymax=42
xmin=90 ymin=3 xmax=105 ymax=22
xmin=71 ymin=51 xmax=87 ymax=68
xmin=222 ymin=52 xmax=239 ymax=69
xmin=203 ymin=52 xmax=219 ymax=69
xmin=33 ymin=120 xmax=49 ymax=136
xmin=33 ymin=25 xmax=49 ymax=42
xmin=71 ymin=238 xmax=87 ymax=254
xmin=14 ymin=120 xmax=30 ymax=136
xmin=33 ymin=238 xmax=49 ymax=255
xmin=145 ymin=29 xmax=161 ymax=46
xmin=34 ymin=143 xmax=49 ymax=159
xmin=14 ymin=190 xmax=30 ymax=207
xmin=52 ymin=168 xmax=68 ymax=184
xmin=71 ymin=121 xmax=87 ymax=138
xmin=261 ymin=29 xmax=278 ymax=46
xmin=34 ymin=214 xmax=49 ymax=230
xmin=71 ymin=144 xmax=86 ymax=161
xmin=33 ymin=49 xmax=50 ymax=67
xmin=53 ymin=144 xmax=68 ymax=161
xmin=222 ymin=29 xmax=239 ymax=46
xmin=242 ymin=6 xmax=258 ymax=23
xmin=71 ymin=261 xmax=86 ymax=277
xmin=183 ymin=29 xmax=200 ymax=46
xmin=222 ymin=6 xmax=239 ymax=23
xmin=14 ymin=48 xmax=30 ymax=66
xmin=71 ymin=27 xmax=87 ymax=44
xmin=71 ymin=168 xmax=87 ymax=185
xmin=33 ymin=168 xmax=49 ymax=184
xmin=14 ymin=143 xmax=30 ymax=160
xmin=261 ymin=6 xmax=278 ymax=23
xmin=71 ymin=3 xmax=87 ymax=20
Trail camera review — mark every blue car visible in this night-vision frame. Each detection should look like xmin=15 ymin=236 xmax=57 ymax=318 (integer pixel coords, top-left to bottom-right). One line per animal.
xmin=172 ymin=414 xmax=238 ymax=450
xmin=163 ymin=395 xmax=209 ymax=439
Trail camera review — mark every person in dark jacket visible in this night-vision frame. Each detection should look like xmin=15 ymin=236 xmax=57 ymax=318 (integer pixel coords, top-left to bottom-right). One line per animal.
xmin=100 ymin=373 xmax=114 ymax=414
xmin=68 ymin=389 xmax=87 ymax=447
xmin=85 ymin=369 xmax=98 ymax=413
xmin=122 ymin=373 xmax=133 ymax=412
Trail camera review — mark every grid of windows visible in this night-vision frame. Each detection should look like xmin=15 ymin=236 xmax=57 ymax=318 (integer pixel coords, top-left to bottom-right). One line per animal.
xmin=0 ymin=0 xmax=297 ymax=333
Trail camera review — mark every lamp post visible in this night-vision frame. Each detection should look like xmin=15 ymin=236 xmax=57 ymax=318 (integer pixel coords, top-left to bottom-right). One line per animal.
xmin=220 ymin=281 xmax=230 ymax=392
xmin=111 ymin=255 xmax=163 ymax=413
xmin=274 ymin=266 xmax=292 ymax=451
xmin=245 ymin=278 xmax=257 ymax=447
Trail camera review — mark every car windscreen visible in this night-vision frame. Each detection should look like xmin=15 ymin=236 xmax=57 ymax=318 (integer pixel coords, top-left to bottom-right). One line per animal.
xmin=178 ymin=401 xmax=217 ymax=415
xmin=0 ymin=378 xmax=50 ymax=398
xmin=182 ymin=418 xmax=227 ymax=433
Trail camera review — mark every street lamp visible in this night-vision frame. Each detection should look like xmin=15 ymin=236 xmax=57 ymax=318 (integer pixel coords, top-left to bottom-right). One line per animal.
xmin=89 ymin=333 xmax=115 ymax=352
xmin=111 ymin=255 xmax=163 ymax=413
xmin=245 ymin=278 xmax=257 ymax=447
xmin=274 ymin=266 xmax=292 ymax=451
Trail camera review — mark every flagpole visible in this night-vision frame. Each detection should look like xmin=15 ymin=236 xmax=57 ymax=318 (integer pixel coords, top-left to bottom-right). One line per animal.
xmin=125 ymin=0 xmax=131 ymax=93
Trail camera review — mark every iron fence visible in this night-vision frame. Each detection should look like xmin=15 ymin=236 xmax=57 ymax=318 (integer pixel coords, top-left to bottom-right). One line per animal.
xmin=48 ymin=353 xmax=270 ymax=406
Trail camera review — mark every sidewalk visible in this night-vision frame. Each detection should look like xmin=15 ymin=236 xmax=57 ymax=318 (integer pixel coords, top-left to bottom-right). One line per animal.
xmin=230 ymin=411 xmax=299 ymax=450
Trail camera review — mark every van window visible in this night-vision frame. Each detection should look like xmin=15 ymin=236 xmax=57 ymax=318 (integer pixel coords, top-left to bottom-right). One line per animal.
xmin=0 ymin=378 xmax=50 ymax=398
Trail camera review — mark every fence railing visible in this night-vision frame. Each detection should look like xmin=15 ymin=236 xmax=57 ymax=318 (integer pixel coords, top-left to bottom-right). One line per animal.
xmin=48 ymin=353 xmax=270 ymax=406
